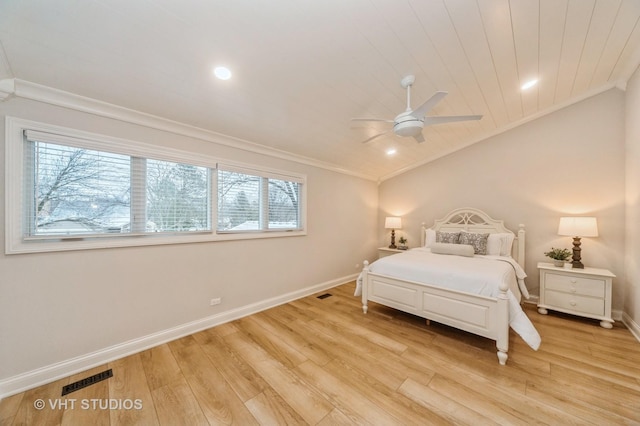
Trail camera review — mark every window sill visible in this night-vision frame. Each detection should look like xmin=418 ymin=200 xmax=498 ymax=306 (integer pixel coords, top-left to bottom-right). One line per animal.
xmin=6 ymin=230 xmax=307 ymax=254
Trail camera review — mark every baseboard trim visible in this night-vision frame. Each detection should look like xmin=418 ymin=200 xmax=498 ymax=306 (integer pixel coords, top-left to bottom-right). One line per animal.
xmin=622 ymin=311 xmax=640 ymax=343
xmin=0 ymin=274 xmax=358 ymax=399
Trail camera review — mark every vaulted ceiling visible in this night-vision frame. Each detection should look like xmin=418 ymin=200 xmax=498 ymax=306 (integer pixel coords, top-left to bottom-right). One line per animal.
xmin=1 ymin=1 xmax=640 ymax=180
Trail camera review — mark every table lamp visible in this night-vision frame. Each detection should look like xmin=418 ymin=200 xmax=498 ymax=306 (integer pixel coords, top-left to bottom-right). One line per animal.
xmin=557 ymin=217 xmax=598 ymax=269
xmin=385 ymin=217 xmax=402 ymax=249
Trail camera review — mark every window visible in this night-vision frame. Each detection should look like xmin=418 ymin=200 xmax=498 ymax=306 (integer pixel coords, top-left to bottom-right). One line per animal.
xmin=145 ymin=158 xmax=210 ymax=233
xmin=24 ymin=131 xmax=211 ymax=238
xmin=5 ymin=117 xmax=306 ymax=253
xmin=217 ymin=165 xmax=303 ymax=232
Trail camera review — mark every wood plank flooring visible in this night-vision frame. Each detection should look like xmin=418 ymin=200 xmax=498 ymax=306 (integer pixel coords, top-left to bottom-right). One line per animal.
xmin=2 ymin=281 xmax=640 ymax=425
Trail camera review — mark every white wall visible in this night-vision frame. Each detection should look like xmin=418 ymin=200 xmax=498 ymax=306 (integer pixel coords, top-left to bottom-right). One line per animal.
xmin=0 ymin=96 xmax=379 ymax=394
xmin=625 ymin=66 xmax=640 ymax=331
xmin=379 ymin=89 xmax=626 ymax=307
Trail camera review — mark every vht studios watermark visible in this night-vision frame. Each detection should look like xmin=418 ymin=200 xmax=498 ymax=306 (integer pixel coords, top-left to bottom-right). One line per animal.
xmin=34 ymin=398 xmax=143 ymax=410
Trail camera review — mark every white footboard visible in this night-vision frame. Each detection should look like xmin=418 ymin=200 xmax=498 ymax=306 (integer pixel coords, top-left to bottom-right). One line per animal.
xmin=361 ymin=261 xmax=509 ymax=365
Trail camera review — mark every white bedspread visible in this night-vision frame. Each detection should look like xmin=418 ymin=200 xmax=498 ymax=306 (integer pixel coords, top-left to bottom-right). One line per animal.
xmin=355 ymin=248 xmax=541 ymax=350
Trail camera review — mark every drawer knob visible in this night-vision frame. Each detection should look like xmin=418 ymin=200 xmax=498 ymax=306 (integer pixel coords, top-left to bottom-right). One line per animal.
xmin=570 ymin=279 xmax=577 ymax=283
xmin=570 ymin=287 xmax=576 ymax=293
xmin=570 ymin=301 xmax=577 ymax=306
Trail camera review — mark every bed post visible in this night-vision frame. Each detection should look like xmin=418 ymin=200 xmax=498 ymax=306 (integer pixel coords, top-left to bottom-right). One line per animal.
xmin=420 ymin=222 xmax=427 ymax=247
xmin=517 ymin=224 xmax=526 ymax=269
xmin=496 ymin=282 xmax=509 ymax=365
xmin=362 ymin=261 xmax=369 ymax=314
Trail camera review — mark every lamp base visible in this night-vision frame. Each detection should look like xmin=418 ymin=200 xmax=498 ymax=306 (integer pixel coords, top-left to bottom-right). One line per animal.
xmin=571 ymin=236 xmax=584 ymax=269
xmin=389 ymin=229 xmax=397 ymax=249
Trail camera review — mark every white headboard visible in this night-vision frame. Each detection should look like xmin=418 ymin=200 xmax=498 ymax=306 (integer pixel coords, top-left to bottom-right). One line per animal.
xmin=420 ymin=207 xmax=526 ymax=268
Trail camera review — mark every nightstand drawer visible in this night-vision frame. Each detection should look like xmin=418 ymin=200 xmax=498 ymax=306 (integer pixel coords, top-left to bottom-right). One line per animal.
xmin=544 ymin=290 xmax=605 ymax=316
xmin=544 ymin=273 xmax=605 ymax=298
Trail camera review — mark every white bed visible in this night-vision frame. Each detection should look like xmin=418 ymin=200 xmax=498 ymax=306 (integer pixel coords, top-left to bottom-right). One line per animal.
xmin=357 ymin=208 xmax=540 ymax=365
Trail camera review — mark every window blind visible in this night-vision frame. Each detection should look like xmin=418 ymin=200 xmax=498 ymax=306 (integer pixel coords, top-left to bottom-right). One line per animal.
xmin=24 ymin=132 xmax=212 ymax=238
xmin=26 ymin=139 xmax=133 ymax=236
xmin=217 ymin=164 xmax=303 ymax=232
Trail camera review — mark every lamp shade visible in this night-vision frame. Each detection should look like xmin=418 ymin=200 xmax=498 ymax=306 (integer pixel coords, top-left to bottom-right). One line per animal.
xmin=384 ymin=216 xmax=402 ymax=229
xmin=558 ymin=217 xmax=598 ymax=237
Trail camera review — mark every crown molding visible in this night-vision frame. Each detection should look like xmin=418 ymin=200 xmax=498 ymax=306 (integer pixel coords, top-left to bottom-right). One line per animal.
xmin=4 ymin=76 xmax=628 ymax=184
xmin=3 ymin=78 xmax=377 ymax=182
xmin=0 ymin=78 xmax=14 ymax=101
xmin=0 ymin=40 xmax=12 ymax=80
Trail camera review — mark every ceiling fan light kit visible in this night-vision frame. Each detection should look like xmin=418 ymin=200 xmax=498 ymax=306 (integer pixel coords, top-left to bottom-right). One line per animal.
xmin=352 ymin=75 xmax=483 ymax=144
xmin=393 ymin=112 xmax=424 ymax=137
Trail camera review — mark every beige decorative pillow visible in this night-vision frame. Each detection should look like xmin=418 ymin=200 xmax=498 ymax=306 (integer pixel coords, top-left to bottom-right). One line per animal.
xmin=431 ymin=242 xmax=474 ymax=257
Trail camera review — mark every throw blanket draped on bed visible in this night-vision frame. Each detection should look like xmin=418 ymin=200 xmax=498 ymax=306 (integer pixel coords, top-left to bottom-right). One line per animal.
xmin=355 ymin=248 xmax=541 ymax=350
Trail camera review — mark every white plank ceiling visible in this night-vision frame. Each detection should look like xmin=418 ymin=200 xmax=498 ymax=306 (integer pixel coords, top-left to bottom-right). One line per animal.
xmin=1 ymin=0 xmax=640 ymax=180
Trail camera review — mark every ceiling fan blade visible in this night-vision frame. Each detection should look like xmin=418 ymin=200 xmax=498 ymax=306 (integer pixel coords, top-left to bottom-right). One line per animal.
xmin=350 ymin=118 xmax=394 ymax=123
xmin=350 ymin=118 xmax=394 ymax=130
xmin=413 ymin=133 xmax=425 ymax=143
xmin=423 ymin=114 xmax=483 ymax=126
xmin=361 ymin=131 xmax=390 ymax=144
xmin=410 ymin=91 xmax=448 ymax=119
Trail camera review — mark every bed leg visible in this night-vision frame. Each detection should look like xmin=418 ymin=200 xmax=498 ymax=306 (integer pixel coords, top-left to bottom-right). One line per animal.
xmin=496 ymin=285 xmax=509 ymax=365
xmin=361 ymin=260 xmax=369 ymax=314
xmin=425 ymin=319 xmax=431 ymax=326
xmin=497 ymin=350 xmax=508 ymax=366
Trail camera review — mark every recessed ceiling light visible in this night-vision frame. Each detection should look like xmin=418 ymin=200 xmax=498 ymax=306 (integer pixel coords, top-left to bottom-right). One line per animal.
xmin=386 ymin=148 xmax=397 ymax=156
xmin=213 ymin=66 xmax=232 ymax=80
xmin=521 ymin=79 xmax=538 ymax=90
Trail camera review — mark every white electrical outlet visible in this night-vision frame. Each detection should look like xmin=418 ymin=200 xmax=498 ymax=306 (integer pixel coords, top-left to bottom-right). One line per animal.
xmin=210 ymin=298 xmax=221 ymax=306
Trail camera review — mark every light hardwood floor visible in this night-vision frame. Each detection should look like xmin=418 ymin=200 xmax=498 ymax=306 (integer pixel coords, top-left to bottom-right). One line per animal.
xmin=2 ymin=281 xmax=640 ymax=425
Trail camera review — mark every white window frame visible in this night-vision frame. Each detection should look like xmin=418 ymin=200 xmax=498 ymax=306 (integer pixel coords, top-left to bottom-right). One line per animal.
xmin=5 ymin=117 xmax=307 ymax=254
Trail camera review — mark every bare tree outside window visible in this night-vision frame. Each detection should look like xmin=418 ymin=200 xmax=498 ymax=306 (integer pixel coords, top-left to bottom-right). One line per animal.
xmin=30 ymin=141 xmax=210 ymax=236
xmin=217 ymin=170 xmax=301 ymax=231
xmin=268 ymin=179 xmax=299 ymax=227
xmin=146 ymin=160 xmax=210 ymax=231
xmin=32 ymin=142 xmax=130 ymax=234
xmin=217 ymin=171 xmax=260 ymax=230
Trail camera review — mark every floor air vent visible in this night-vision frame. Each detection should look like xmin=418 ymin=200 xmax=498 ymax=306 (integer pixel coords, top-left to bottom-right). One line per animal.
xmin=61 ymin=369 xmax=113 ymax=396
xmin=317 ymin=293 xmax=332 ymax=299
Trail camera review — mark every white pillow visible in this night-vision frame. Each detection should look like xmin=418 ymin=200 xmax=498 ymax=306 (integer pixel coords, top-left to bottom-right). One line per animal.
xmin=487 ymin=233 xmax=515 ymax=256
xmin=424 ymin=228 xmax=436 ymax=248
xmin=487 ymin=234 xmax=502 ymax=256
xmin=500 ymin=233 xmax=515 ymax=256
xmin=431 ymin=242 xmax=475 ymax=257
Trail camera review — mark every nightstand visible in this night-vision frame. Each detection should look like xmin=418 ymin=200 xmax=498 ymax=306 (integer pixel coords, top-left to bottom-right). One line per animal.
xmin=537 ymin=262 xmax=615 ymax=328
xmin=378 ymin=247 xmax=405 ymax=259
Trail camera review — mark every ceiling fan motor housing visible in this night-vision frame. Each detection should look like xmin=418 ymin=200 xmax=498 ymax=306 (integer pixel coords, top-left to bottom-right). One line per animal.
xmin=393 ymin=112 xmax=424 ymax=137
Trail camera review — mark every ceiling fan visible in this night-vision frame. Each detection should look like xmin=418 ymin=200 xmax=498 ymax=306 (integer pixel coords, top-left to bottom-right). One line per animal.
xmin=351 ymin=75 xmax=483 ymax=143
